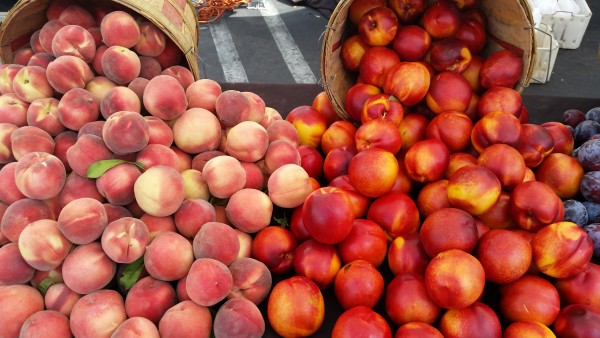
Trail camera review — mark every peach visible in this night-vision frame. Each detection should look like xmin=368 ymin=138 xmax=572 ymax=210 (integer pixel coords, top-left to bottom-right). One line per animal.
xmin=541 ymin=121 xmax=574 ymax=155
xmin=425 ymin=71 xmax=472 ymax=114
xmin=532 ymin=221 xmax=593 ymax=279
xmin=185 ymin=78 xmax=222 ymax=112
xmin=18 ymin=219 xmax=72 ymax=271
xmin=14 ymin=151 xmax=66 ymax=200
xmin=553 ymin=304 xmax=600 ymax=337
xmin=240 ymin=161 xmax=265 ymax=190
xmin=419 ymin=207 xmax=479 ymax=257
xmin=260 ymin=106 xmax=283 ymax=128
xmin=404 ymin=139 xmax=450 ymax=183
xmin=477 ymin=143 xmax=527 ymax=191
xmin=58 ymin=4 xmax=95 ymax=28
xmin=95 ymin=162 xmax=142 ymax=205
xmin=13 ymin=47 xmax=34 ymax=65
xmin=61 ymin=241 xmax=116 ymax=295
xmin=267 ymin=163 xmax=313 ymax=208
xmin=0 ymin=93 xmax=28 ymax=126
xmin=536 ymin=152 xmax=584 ymax=199
xmin=226 ymin=188 xmax=272 ymax=234
xmin=193 ymin=221 xmax=240 ymax=265
xmin=266 ymin=119 xmax=300 ymax=147
xmin=133 ymin=165 xmax=184 ymax=217
xmin=241 ymin=91 xmax=265 ymax=123
xmin=173 ymin=198 xmax=216 ymax=238
xmin=135 ymin=143 xmax=179 ymax=170
xmin=135 ymin=20 xmax=166 ymax=56
xmin=102 ymin=46 xmax=141 ymax=85
xmin=139 ymin=213 xmax=175 ymax=237
xmin=286 ymin=105 xmax=328 ymax=148
xmin=58 ymin=172 xmax=104 ymax=209
xmin=57 ymin=87 xmax=100 ymax=131
xmin=416 ymin=179 xmax=451 ymax=218
xmin=179 ymin=169 xmax=209 ymax=201
xmin=348 ymin=147 xmax=399 ymax=198
xmin=503 ymin=321 xmax=557 ymax=338
xmin=367 ymin=191 xmax=420 ymax=239
xmin=201 ymin=155 xmax=246 ymax=199
xmin=510 ymin=181 xmax=565 ymax=232
xmin=0 ymin=123 xmax=17 ymax=164
xmin=153 ymin=38 xmax=183 ymax=69
xmin=0 ymin=64 xmax=24 ymax=95
xmin=10 ymin=125 xmax=55 ymax=161
xmin=227 ymin=257 xmax=272 ymax=304
xmin=101 ymin=217 xmax=149 ymax=264
xmin=0 ymin=284 xmax=45 ymax=337
xmin=267 ymin=276 xmax=325 ymax=337
xmin=39 ymin=19 xmax=68 ymax=54
xmin=476 ymin=228 xmax=532 ymax=284
xmin=186 ymin=257 xmax=233 ymax=307
xmin=447 ymin=164 xmax=502 ymax=216
xmin=263 ymin=139 xmax=301 ymax=174
xmin=102 ymin=111 xmax=149 ymax=154
xmin=1 ymin=198 xmax=54 ymax=242
xmin=12 ymin=65 xmax=54 ymax=103
xmin=214 ymin=297 xmax=265 ymax=338
xmin=385 ymin=272 xmax=441 ymax=326
xmin=144 ymin=116 xmax=173 ymax=146
xmin=125 ymin=275 xmax=177 ymax=324
xmin=88 ymin=26 xmax=102 ymax=46
xmin=18 ymin=310 xmax=72 ymax=337
xmin=51 ymin=24 xmax=96 ymax=62
xmin=46 ymin=55 xmax=94 ymax=94
xmin=100 ymin=10 xmax=140 ymax=48
xmin=52 ymin=130 xmax=77 ymax=171
xmin=85 ymin=75 xmax=116 ymax=102
xmin=426 ymin=111 xmax=473 ymax=152
xmin=0 ymin=242 xmax=35 ymax=285
xmin=112 ymin=317 xmax=160 ymax=338
xmin=499 ymin=274 xmax=561 ymax=325
xmin=517 ymin=123 xmax=555 ymax=168
xmin=172 ymin=107 xmax=221 ymax=154
xmin=57 ymin=197 xmax=108 ymax=245
xmin=425 ymin=249 xmax=486 ymax=309
xmin=215 ymin=90 xmax=252 ymax=127
xmin=158 ymin=300 xmax=213 ymax=338
xmin=26 ymin=97 xmax=64 ymax=136
xmin=383 ymin=61 xmax=431 ymax=107
xmin=395 ymin=322 xmax=443 ymax=338
xmin=70 ymin=289 xmax=127 ymax=338
xmin=439 ymin=302 xmax=502 ymax=338
xmin=143 ymin=75 xmax=188 ymax=120
xmin=144 ymin=231 xmax=193 ymax=282
xmin=387 ymin=232 xmax=430 ymax=276
xmin=99 ymin=86 xmax=141 ymax=119
xmin=27 ymin=52 xmax=56 ymax=68
xmin=91 ymin=44 xmax=109 ymax=75
xmin=162 ymin=65 xmax=195 ymax=90
xmin=138 ymin=56 xmax=162 ymax=80
xmin=225 ymin=121 xmax=269 ymax=162
xmin=471 ymin=111 xmax=523 ymax=153
xmin=235 ymin=229 xmax=253 ymax=259
xmin=66 ymin=134 xmax=113 ymax=177
xmin=0 ymin=162 xmax=26 ymax=204
xmin=44 ymin=283 xmax=81 ymax=316
xmin=334 ymin=260 xmax=383 ymax=309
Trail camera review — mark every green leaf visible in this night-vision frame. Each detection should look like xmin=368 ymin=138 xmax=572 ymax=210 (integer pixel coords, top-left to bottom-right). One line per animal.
xmin=273 ymin=214 xmax=288 ymax=228
xmin=119 ymin=256 xmax=145 ymax=291
xmin=86 ymin=159 xmax=128 ymax=178
xmin=131 ymin=161 xmax=146 ymax=172
xmin=37 ymin=277 xmax=56 ymax=296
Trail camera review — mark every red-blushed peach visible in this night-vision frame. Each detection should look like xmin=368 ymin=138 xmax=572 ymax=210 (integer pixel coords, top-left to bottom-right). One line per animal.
xmin=425 ymin=249 xmax=486 ymax=309
xmin=238 ymin=161 xmax=264 ymax=190
xmin=46 ymin=55 xmax=94 ymax=94
xmin=266 ymin=119 xmax=301 ymax=147
xmin=388 ymin=232 xmax=430 ymax=276
xmin=302 ymin=187 xmax=355 ymax=245
xmin=426 ymin=111 xmax=473 ymax=152
xmin=554 ymin=262 xmax=600 ymax=312
xmin=425 ymin=71 xmax=472 ymax=114
xmin=267 ymin=276 xmax=325 ymax=337
xmin=476 ymin=191 xmax=518 ymax=230
xmin=201 ymin=155 xmax=246 ymax=199
xmin=158 ymin=300 xmax=213 ymax=338
xmin=476 ymin=86 xmax=523 ymax=119
xmin=267 ymin=163 xmax=313 ymax=208
xmin=292 ymin=239 xmax=342 ymax=290
xmin=179 ymin=169 xmax=209 ymax=201
xmin=227 ymin=257 xmax=272 ymax=304
xmin=185 ymin=78 xmax=222 ymax=112
xmin=88 ymin=26 xmax=102 ymax=46
xmin=10 ymin=125 xmax=55 ymax=161
xmin=66 ymin=134 xmax=113 ymax=177
xmin=26 ymin=97 xmax=64 ymax=136
xmin=510 ymin=181 xmax=564 ymax=232
xmin=135 ymin=20 xmax=166 ymax=56
xmin=312 ymin=90 xmax=340 ymax=126
xmin=213 ymin=297 xmax=265 ymax=338
xmin=336 ymin=218 xmax=387 ymax=267
xmin=332 ymin=305 xmax=392 ymax=338
xmin=532 ymin=221 xmax=592 ymax=279
xmin=503 ymin=321 xmax=557 ymax=338
xmin=101 ymin=46 xmax=141 ymax=85
xmin=479 ymin=49 xmax=523 ymax=89
xmin=541 ymin=121 xmax=574 ymax=155
xmin=172 ymin=147 xmax=193 ymax=172
xmin=447 ymin=164 xmax=502 ymax=216
xmin=359 ymin=46 xmax=401 ymax=88
xmin=153 ymin=37 xmax=183 ymax=69
xmin=226 ymin=188 xmax=273 ymax=234
xmin=404 ymin=139 xmax=450 ymax=183
xmin=553 ymin=304 xmax=600 ymax=337
xmin=57 ymin=87 xmax=100 ymax=131
xmin=13 ymin=47 xmax=34 ymax=65
xmin=0 ymin=242 xmax=35 ymax=285
xmin=58 ymin=173 xmax=105 ymax=209
xmin=477 ymin=143 xmax=527 ymax=191
xmin=18 ymin=310 xmax=72 ymax=338
xmin=419 ymin=207 xmax=479 ymax=257
xmin=367 ymin=191 xmax=420 ymax=240
xmin=395 ymin=322 xmax=443 ymax=338
xmin=70 ymin=289 xmax=127 ymax=338
xmin=416 ymin=179 xmax=451 ymax=218
xmin=27 ymin=52 xmax=56 ymax=69
xmin=95 ymin=162 xmax=141 ymax=206
xmin=193 ymin=221 xmax=240 ymax=265
xmin=100 ymin=10 xmax=140 ymax=48
xmin=470 ymin=111 xmax=523 ymax=153
xmin=385 ymin=272 xmax=441 ymax=326
xmin=61 ymin=242 xmax=116 ymax=295
xmin=39 ymin=19 xmax=68 ymax=53
xmin=383 ymin=61 xmax=431 ymax=107
xmin=57 ymin=197 xmax=108 ymax=245
xmin=191 ymin=150 xmax=224 ymax=171
xmin=438 ymin=302 xmax=502 ymax=338
xmin=58 ymin=4 xmax=95 ymax=28
xmin=260 ymin=106 xmax=283 ymax=128
xmin=348 ymin=147 xmax=399 ymax=198
xmin=322 ymin=145 xmax=357 ymax=182
xmin=517 ymin=123 xmax=555 ymax=168
xmin=214 ymin=89 xmax=251 ymax=127
xmin=225 ymin=121 xmax=268 ymax=162
xmin=125 ymin=275 xmax=177 ymax=324
xmin=251 ymin=226 xmax=297 ymax=274
xmin=12 ymin=65 xmax=54 ymax=103
xmin=476 ymin=228 xmax=532 ymax=284
xmin=0 ymin=198 xmax=54 ymax=242
xmin=14 ymin=151 xmax=66 ymax=200
xmin=75 ymin=120 xmax=106 ymax=139
xmin=100 ymin=86 xmax=141 ymax=119
xmin=134 ymin=165 xmax=185 ymax=217
xmin=172 ymin=107 xmax=221 ymax=154
xmin=355 ymin=118 xmax=403 ymax=154
xmin=0 ymin=65 xmax=24 ymax=96
xmin=0 ymin=93 xmax=28 ymax=128
xmin=263 ymin=139 xmax=301 ymax=174
xmin=286 ymin=105 xmax=328 ymax=148
xmin=536 ymin=152 xmax=584 ymax=199
xmin=144 ymin=231 xmax=193 ymax=282
xmin=0 ymin=284 xmax=45 ymax=337
xmin=102 ymin=111 xmax=149 ymax=154
xmin=85 ymin=75 xmax=116 ymax=103
xmin=111 ymin=317 xmax=160 ymax=338
xmin=43 ymin=284 xmax=79 ymax=317
xmin=334 ymin=259 xmax=384 ymax=310
xmin=0 ymin=162 xmax=26 ymax=204
xmin=242 ymin=91 xmax=267 ymax=123
xmin=51 ymin=24 xmax=96 ymax=63
xmin=0 ymin=123 xmax=17 ymax=164
xmin=18 ymin=219 xmax=72 ymax=271
xmin=138 ymin=55 xmax=162 ymax=80
xmin=101 ymin=217 xmax=149 ymax=264
xmin=173 ymin=198 xmax=215 ymax=238
xmin=52 ymin=130 xmax=77 ymax=172
xmin=139 ymin=213 xmax=175 ymax=239
xmin=499 ymin=274 xmax=561 ymax=326
xmin=162 ymin=65 xmax=195 ymax=90
xmin=235 ymin=229 xmax=253 ymax=259
xmin=186 ymin=257 xmax=233 ymax=307
xmin=135 ymin=143 xmax=179 ymax=170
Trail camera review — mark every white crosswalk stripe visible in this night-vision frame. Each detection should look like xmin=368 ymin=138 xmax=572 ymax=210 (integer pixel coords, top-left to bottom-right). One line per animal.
xmin=209 ymin=18 xmax=249 ymax=83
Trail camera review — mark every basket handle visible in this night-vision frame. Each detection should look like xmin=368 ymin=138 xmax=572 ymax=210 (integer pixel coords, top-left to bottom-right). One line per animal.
xmin=533 ymin=24 xmax=554 ymax=83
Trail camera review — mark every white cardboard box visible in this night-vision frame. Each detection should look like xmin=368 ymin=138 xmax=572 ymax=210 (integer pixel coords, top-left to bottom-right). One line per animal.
xmin=540 ymin=0 xmax=592 ymax=49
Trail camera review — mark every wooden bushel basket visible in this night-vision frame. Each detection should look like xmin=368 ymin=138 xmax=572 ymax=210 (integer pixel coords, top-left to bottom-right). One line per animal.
xmin=320 ymin=0 xmax=538 ymax=120
xmin=0 ymin=0 xmax=201 ymax=80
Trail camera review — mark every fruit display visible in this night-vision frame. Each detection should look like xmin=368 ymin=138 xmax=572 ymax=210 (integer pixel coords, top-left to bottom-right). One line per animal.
xmin=0 ymin=0 xmax=599 ymax=337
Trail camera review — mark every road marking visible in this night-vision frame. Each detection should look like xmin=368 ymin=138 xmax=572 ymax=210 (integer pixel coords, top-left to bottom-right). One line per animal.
xmin=259 ymin=0 xmax=317 ymax=84
xmin=209 ymin=18 xmax=249 ymax=83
